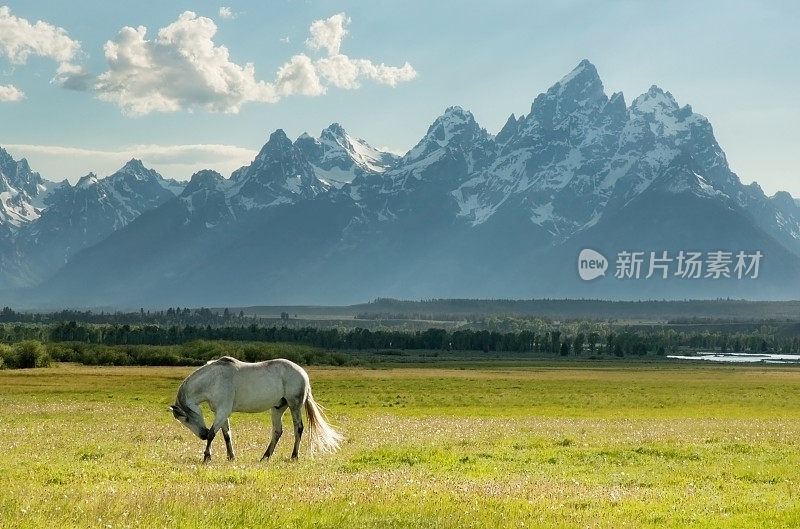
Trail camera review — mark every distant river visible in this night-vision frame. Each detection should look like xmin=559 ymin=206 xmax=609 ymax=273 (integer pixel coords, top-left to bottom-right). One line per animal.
xmin=668 ymin=352 xmax=800 ymax=364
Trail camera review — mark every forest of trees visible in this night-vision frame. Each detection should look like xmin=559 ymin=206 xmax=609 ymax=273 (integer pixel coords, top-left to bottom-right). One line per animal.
xmin=0 ymin=320 xmax=790 ymax=357
xmin=0 ymin=306 xmax=247 ymax=326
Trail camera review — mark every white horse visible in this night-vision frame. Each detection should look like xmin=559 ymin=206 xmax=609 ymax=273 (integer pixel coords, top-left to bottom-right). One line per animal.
xmin=169 ymin=357 xmax=342 ymax=462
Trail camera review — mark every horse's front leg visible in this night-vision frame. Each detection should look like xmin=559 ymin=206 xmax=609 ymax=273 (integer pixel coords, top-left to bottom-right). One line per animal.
xmin=203 ymin=430 xmax=215 ymax=464
xmin=203 ymin=404 xmax=233 ymax=464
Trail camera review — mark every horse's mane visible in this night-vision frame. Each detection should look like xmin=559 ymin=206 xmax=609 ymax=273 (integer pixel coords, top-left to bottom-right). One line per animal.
xmin=176 ymin=358 xmax=237 ymax=424
xmin=176 ymin=377 xmax=204 ymax=425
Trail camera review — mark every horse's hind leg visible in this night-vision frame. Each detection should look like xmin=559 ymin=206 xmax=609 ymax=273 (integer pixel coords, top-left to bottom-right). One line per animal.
xmin=222 ymin=419 xmax=234 ymax=461
xmin=261 ymin=403 xmax=287 ymax=461
xmin=289 ymin=404 xmax=304 ymax=459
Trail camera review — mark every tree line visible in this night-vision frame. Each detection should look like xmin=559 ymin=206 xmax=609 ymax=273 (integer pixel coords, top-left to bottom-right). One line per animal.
xmin=0 ymin=306 xmax=248 ymax=326
xmin=19 ymin=321 xmax=800 ymax=356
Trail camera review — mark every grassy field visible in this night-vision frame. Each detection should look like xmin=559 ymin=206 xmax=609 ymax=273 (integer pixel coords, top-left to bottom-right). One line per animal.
xmin=1 ymin=363 xmax=800 ymax=528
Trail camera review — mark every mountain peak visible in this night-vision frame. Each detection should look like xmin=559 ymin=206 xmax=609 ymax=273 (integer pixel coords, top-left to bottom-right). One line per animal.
xmin=444 ymin=105 xmax=469 ymax=116
xmin=428 ymin=106 xmax=478 ymax=135
xmin=496 ymin=113 xmax=520 ymax=145
xmin=259 ymin=129 xmax=292 ymax=153
xmin=249 ymin=129 xmax=295 ymax=167
xmin=295 ymin=124 xmax=399 ymax=185
xmin=0 ymin=146 xmax=47 ymax=200
xmin=76 ymin=173 xmax=99 ymax=188
xmin=269 ymin=129 xmax=290 ymax=142
xmin=182 ymin=169 xmax=226 ymax=195
xmin=322 ymin=123 xmax=347 ymax=138
xmin=400 ymin=105 xmax=493 ymax=173
xmin=631 ymin=85 xmax=679 ymax=114
xmin=121 ymin=158 xmax=146 ymax=172
xmin=556 ymin=59 xmax=600 ymax=90
xmin=527 ymin=59 xmax=607 ymax=126
xmin=550 ymin=59 xmax=604 ymax=105
xmin=190 ymin=169 xmax=224 ymax=181
xmin=231 ymin=128 xmax=323 ymax=200
xmin=0 ymin=146 xmax=13 ymax=166
xmin=109 ymin=159 xmax=164 ymax=185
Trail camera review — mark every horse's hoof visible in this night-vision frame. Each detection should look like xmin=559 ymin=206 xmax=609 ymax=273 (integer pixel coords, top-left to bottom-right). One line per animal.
xmin=203 ymin=454 xmax=211 ymax=464
xmin=227 ymin=455 xmax=235 ymax=461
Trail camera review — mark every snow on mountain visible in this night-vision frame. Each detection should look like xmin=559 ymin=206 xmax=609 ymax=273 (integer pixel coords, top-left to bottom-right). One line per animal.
xmin=8 ymin=159 xmax=184 ymax=285
xmin=452 ymin=61 xmax=625 ymax=232
xmin=0 ymin=147 xmax=56 ymax=227
xmin=229 ymin=129 xmax=329 ymax=211
xmin=442 ymin=61 xmax=800 ymax=257
xmin=87 ymin=159 xmax=182 ymax=225
xmin=0 ymin=150 xmax=185 ymax=233
xmin=4 ymin=59 xmax=800 ymax=304
xmin=294 ymin=123 xmax=399 ymax=188
xmin=402 ymin=106 xmax=494 ymax=171
xmin=365 ymin=106 xmax=496 ymax=203
xmin=177 ymin=169 xmax=235 ymax=228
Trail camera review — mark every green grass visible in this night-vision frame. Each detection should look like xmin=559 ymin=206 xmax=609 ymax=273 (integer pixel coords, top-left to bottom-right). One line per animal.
xmin=1 ymin=363 xmax=799 ymax=527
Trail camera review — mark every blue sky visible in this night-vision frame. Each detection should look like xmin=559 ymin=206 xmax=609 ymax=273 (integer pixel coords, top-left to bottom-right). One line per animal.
xmin=0 ymin=1 xmax=798 ymax=195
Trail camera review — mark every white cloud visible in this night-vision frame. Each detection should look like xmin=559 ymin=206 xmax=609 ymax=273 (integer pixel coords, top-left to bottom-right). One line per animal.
xmin=317 ymin=56 xmax=417 ymax=89
xmin=95 ymin=11 xmax=416 ymax=115
xmin=306 ymin=12 xmax=349 ymax=56
xmin=0 ymin=6 xmax=89 ymax=91
xmin=2 ymin=143 xmax=257 ymax=182
xmin=0 ymin=83 xmax=24 ymax=101
xmin=95 ymin=12 xmax=277 ymax=115
xmin=306 ymin=14 xmax=417 ymax=90
xmin=315 ymin=54 xmax=361 ymax=89
xmin=356 ymin=60 xmax=418 ymax=87
xmin=218 ymin=7 xmax=235 ymax=20
xmin=275 ymin=54 xmax=325 ymax=96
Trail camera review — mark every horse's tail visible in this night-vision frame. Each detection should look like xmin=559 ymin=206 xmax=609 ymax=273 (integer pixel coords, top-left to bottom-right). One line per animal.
xmin=304 ymin=389 xmax=343 ymax=455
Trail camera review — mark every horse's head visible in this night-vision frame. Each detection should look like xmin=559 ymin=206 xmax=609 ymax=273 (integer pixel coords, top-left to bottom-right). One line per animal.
xmin=169 ymin=404 xmax=210 ymax=440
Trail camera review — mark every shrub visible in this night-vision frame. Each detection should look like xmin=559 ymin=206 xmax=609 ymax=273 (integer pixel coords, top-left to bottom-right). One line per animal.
xmin=0 ymin=340 xmax=352 ymax=368
xmin=0 ymin=343 xmax=12 ymax=368
xmin=329 ymin=352 xmax=350 ymax=366
xmin=10 ymin=341 xmax=51 ymax=368
xmin=241 ymin=344 xmax=274 ymax=363
xmin=46 ymin=342 xmax=82 ymax=362
xmin=97 ymin=349 xmax=131 ymax=366
xmin=180 ymin=340 xmax=227 ymax=361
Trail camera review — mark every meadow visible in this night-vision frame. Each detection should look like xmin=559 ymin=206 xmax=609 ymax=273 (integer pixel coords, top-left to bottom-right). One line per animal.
xmin=1 ymin=362 xmax=799 ymax=528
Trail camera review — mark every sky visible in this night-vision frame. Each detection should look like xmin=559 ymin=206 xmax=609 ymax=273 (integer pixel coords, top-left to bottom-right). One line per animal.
xmin=0 ymin=1 xmax=798 ymax=195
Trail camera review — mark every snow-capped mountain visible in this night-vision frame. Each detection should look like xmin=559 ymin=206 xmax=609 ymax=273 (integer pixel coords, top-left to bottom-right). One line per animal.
xmin=449 ymin=61 xmax=791 ymax=243
xmin=175 ymin=129 xmax=336 ymax=230
xmin=4 ymin=60 xmax=800 ymax=306
xmin=230 ymin=129 xmax=329 ymax=209
xmin=0 ymin=148 xmax=55 ymax=228
xmin=0 ymin=155 xmax=184 ymax=287
xmin=295 ymin=123 xmax=399 ymax=188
